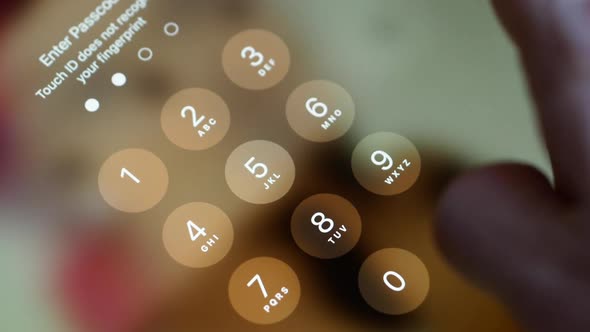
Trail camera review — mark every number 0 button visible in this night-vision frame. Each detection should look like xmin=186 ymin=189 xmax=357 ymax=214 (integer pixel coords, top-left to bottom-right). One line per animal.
xmin=228 ymin=257 xmax=301 ymax=325
xmin=98 ymin=149 xmax=169 ymax=213
xmin=358 ymin=248 xmax=430 ymax=315
xmin=291 ymin=194 xmax=362 ymax=259
xmin=225 ymin=140 xmax=295 ymax=204
xmin=352 ymin=132 xmax=421 ymax=196
xmin=162 ymin=202 xmax=234 ymax=268
xmin=161 ymin=88 xmax=230 ymax=151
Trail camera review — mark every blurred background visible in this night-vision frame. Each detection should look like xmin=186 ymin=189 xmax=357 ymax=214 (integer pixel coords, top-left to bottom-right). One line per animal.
xmin=0 ymin=0 xmax=548 ymax=331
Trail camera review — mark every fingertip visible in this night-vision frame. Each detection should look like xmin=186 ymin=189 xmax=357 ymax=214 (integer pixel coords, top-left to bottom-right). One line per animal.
xmin=435 ymin=163 xmax=557 ymax=282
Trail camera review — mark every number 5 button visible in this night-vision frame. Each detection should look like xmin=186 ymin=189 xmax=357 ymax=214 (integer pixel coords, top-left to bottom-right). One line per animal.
xmin=225 ymin=140 xmax=295 ymax=204
xmin=358 ymin=248 xmax=430 ymax=315
xmin=98 ymin=149 xmax=169 ymax=213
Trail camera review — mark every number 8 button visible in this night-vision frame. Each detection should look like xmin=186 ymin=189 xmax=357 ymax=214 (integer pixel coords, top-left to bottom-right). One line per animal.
xmin=291 ymin=194 xmax=362 ymax=259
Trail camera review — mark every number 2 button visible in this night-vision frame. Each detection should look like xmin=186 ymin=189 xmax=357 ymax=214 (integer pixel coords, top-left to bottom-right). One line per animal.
xmin=161 ymin=88 xmax=231 ymax=151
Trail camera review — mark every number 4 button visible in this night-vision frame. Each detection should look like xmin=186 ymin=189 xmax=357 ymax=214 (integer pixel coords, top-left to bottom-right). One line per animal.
xmin=187 ymin=220 xmax=207 ymax=241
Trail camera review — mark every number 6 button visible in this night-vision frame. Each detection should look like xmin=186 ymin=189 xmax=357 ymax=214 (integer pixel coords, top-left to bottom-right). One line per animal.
xmin=358 ymin=248 xmax=430 ymax=315
xmin=286 ymin=81 xmax=355 ymax=142
xmin=225 ymin=140 xmax=295 ymax=204
xmin=98 ymin=149 xmax=169 ymax=213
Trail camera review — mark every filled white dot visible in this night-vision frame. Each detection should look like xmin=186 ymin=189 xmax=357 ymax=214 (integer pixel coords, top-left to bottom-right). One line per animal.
xmin=112 ymin=73 xmax=127 ymax=87
xmin=85 ymin=98 xmax=100 ymax=112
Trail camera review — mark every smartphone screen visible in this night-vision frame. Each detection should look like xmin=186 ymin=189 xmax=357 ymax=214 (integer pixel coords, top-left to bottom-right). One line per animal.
xmin=0 ymin=1 xmax=528 ymax=331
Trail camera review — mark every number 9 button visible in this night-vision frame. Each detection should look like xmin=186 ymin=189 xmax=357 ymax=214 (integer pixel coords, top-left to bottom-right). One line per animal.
xmin=291 ymin=194 xmax=362 ymax=259
xmin=286 ymin=80 xmax=355 ymax=142
xmin=352 ymin=132 xmax=421 ymax=196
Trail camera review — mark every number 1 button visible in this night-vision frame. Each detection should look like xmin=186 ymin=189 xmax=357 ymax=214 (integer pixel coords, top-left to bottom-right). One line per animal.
xmin=98 ymin=149 xmax=169 ymax=213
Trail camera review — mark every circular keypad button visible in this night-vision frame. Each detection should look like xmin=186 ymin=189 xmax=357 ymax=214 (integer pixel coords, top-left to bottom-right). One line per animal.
xmin=98 ymin=149 xmax=169 ymax=213
xmin=161 ymin=88 xmax=231 ymax=151
xmin=358 ymin=248 xmax=430 ymax=315
xmin=225 ymin=140 xmax=295 ymax=204
xmin=163 ymin=202 xmax=234 ymax=268
xmin=352 ymin=132 xmax=421 ymax=196
xmin=222 ymin=29 xmax=290 ymax=90
xmin=291 ymin=194 xmax=362 ymax=259
xmin=228 ymin=257 xmax=301 ymax=325
xmin=286 ymin=80 xmax=355 ymax=142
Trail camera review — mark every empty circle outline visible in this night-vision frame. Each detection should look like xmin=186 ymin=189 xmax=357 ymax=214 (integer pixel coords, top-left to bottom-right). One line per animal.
xmin=164 ymin=22 xmax=180 ymax=37
xmin=138 ymin=47 xmax=153 ymax=62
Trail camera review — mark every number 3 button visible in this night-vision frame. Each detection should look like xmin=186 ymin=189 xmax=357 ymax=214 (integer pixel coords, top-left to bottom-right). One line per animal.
xmin=161 ymin=88 xmax=231 ymax=151
xmin=222 ymin=29 xmax=290 ymax=90
xmin=98 ymin=149 xmax=169 ymax=213
xmin=291 ymin=194 xmax=362 ymax=259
